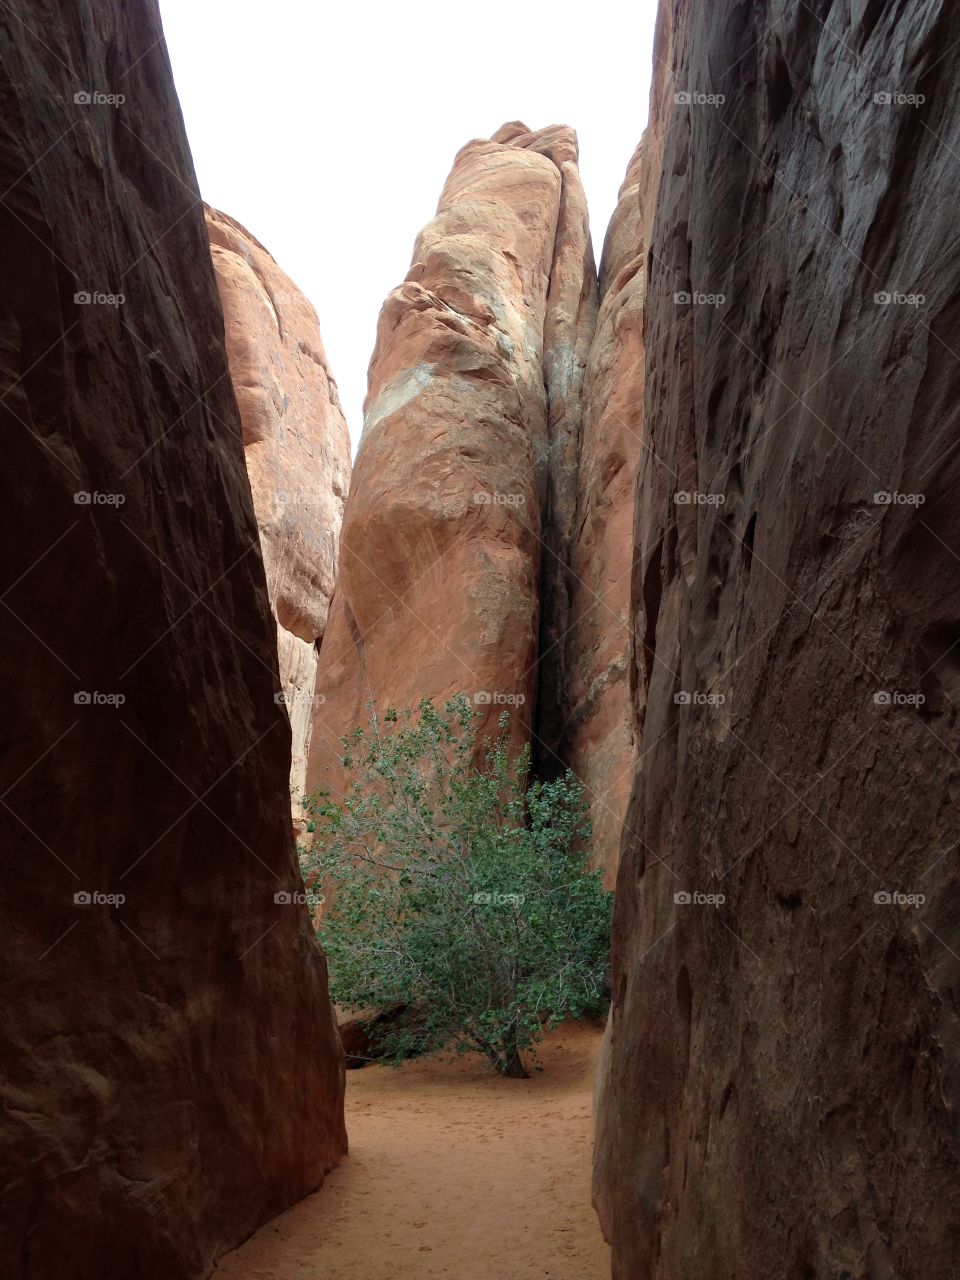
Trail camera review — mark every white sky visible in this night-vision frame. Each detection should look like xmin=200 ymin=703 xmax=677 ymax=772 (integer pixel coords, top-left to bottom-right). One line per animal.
xmin=158 ymin=0 xmax=657 ymax=447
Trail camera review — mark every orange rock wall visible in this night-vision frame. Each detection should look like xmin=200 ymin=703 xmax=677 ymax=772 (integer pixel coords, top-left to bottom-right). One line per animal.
xmin=206 ymin=207 xmax=351 ymax=827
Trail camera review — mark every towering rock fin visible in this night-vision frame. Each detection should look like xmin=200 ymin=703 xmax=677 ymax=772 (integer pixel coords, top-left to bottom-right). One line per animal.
xmin=308 ymin=123 xmax=597 ymax=797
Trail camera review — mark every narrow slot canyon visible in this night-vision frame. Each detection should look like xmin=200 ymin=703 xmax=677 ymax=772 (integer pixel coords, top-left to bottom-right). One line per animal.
xmin=2 ymin=2 xmax=960 ymax=1279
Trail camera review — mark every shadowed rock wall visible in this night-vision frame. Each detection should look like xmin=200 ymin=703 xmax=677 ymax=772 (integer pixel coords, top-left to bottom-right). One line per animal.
xmin=0 ymin=5 xmax=346 ymax=1276
xmin=596 ymin=1 xmax=960 ymax=1275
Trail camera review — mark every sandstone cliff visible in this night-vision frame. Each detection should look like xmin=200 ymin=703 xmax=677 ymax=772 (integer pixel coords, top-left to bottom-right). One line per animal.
xmin=308 ymin=124 xmax=597 ymax=799
xmin=596 ymin=1 xmax=960 ymax=1276
xmin=0 ymin=4 xmax=345 ymax=1277
xmin=561 ymin=143 xmax=647 ymax=889
xmin=205 ymin=207 xmax=351 ymax=828
xmin=562 ymin=7 xmax=675 ymax=891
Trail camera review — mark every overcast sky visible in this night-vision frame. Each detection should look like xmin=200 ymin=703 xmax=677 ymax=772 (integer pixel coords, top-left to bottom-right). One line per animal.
xmin=158 ymin=0 xmax=657 ymax=447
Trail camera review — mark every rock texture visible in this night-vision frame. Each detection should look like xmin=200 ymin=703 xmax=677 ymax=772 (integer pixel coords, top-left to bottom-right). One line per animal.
xmin=308 ymin=124 xmax=597 ymax=797
xmin=0 ymin=4 xmax=345 ymax=1277
xmin=597 ymin=1 xmax=960 ymax=1276
xmin=205 ymin=207 xmax=351 ymax=826
xmin=563 ymin=16 xmax=679 ymax=892
xmin=561 ymin=144 xmax=647 ymax=886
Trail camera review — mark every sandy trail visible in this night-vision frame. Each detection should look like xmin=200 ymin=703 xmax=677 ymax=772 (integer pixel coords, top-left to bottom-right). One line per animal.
xmin=214 ymin=1023 xmax=610 ymax=1279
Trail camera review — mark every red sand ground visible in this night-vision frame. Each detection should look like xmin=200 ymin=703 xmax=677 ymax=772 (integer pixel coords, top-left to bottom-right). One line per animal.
xmin=214 ymin=1022 xmax=610 ymax=1279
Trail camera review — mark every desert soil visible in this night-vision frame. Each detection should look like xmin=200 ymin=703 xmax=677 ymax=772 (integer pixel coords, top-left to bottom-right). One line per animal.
xmin=214 ymin=1022 xmax=610 ymax=1279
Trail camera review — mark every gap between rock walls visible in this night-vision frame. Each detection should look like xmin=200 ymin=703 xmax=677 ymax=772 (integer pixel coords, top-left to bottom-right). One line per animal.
xmin=3 ymin=1 xmax=959 ymax=1278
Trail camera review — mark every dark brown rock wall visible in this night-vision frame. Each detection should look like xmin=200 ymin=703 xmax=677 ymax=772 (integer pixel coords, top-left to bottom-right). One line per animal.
xmin=597 ymin=1 xmax=960 ymax=1276
xmin=0 ymin=4 xmax=345 ymax=1276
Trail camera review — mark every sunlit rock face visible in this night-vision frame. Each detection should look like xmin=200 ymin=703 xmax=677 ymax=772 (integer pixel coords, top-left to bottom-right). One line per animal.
xmin=0 ymin=3 xmax=345 ymax=1276
xmin=596 ymin=1 xmax=960 ymax=1276
xmin=206 ymin=207 xmax=351 ymax=828
xmin=308 ymin=123 xmax=598 ymax=799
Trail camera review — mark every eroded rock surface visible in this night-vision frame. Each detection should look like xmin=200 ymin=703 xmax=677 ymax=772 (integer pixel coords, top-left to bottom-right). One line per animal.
xmin=0 ymin=4 xmax=345 ymax=1276
xmin=308 ymin=123 xmax=597 ymax=797
xmin=597 ymin=1 xmax=960 ymax=1276
xmin=205 ymin=207 xmax=351 ymax=825
xmin=563 ymin=12 xmax=678 ymax=893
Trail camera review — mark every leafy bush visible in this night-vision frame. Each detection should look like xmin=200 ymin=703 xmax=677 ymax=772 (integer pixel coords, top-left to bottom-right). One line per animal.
xmin=301 ymin=696 xmax=612 ymax=1077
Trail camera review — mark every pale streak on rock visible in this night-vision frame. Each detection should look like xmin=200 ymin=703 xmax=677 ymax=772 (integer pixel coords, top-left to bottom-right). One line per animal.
xmin=308 ymin=123 xmax=597 ymax=799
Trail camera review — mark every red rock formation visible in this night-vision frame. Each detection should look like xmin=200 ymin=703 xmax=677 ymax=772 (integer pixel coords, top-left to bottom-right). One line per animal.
xmin=205 ymin=207 xmax=351 ymax=827
xmin=0 ymin=4 xmax=345 ymax=1276
xmin=596 ymin=1 xmax=960 ymax=1276
xmin=308 ymin=124 xmax=597 ymax=797
xmin=565 ymin=11 xmax=679 ymax=893
xmin=562 ymin=145 xmax=647 ymax=888
xmin=526 ymin=127 xmax=599 ymax=771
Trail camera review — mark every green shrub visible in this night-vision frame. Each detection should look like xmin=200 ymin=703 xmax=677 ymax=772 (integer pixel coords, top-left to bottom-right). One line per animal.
xmin=301 ymin=696 xmax=612 ymax=1077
